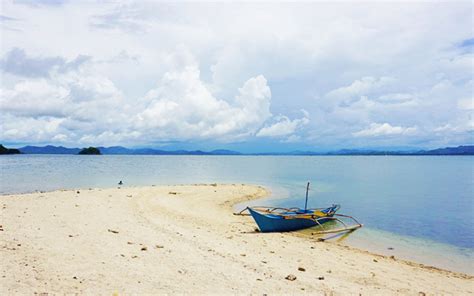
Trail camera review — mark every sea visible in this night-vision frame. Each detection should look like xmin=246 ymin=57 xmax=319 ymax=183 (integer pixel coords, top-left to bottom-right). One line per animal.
xmin=1 ymin=154 xmax=472 ymax=274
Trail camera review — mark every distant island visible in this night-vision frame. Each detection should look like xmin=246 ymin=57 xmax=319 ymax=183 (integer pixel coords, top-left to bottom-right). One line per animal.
xmin=0 ymin=144 xmax=21 ymax=155
xmin=2 ymin=144 xmax=472 ymax=155
xmin=78 ymin=147 xmax=101 ymax=155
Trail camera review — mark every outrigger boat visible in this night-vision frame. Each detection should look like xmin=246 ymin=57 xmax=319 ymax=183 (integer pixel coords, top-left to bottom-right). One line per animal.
xmin=235 ymin=182 xmax=362 ymax=234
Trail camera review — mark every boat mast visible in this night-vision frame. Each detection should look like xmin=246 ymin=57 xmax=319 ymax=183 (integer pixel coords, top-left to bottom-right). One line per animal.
xmin=304 ymin=182 xmax=310 ymax=211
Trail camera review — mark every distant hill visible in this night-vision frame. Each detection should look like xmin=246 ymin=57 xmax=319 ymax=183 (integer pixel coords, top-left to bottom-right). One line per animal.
xmin=19 ymin=145 xmax=80 ymax=154
xmin=419 ymin=145 xmax=474 ymax=155
xmin=328 ymin=146 xmax=474 ymax=156
xmin=97 ymin=147 xmax=230 ymax=155
xmin=98 ymin=147 xmax=242 ymax=155
xmin=13 ymin=145 xmax=474 ymax=155
xmin=97 ymin=146 xmax=135 ymax=154
xmin=17 ymin=145 xmax=242 ymax=155
xmin=0 ymin=144 xmax=21 ymax=155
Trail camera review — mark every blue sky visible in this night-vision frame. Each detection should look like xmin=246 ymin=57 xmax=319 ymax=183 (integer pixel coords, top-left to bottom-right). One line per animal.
xmin=0 ymin=1 xmax=472 ymax=151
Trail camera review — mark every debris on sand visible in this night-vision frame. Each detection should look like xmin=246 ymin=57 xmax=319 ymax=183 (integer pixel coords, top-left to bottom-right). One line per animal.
xmin=298 ymin=267 xmax=306 ymax=272
xmin=107 ymin=229 xmax=119 ymax=234
xmin=285 ymin=274 xmax=297 ymax=281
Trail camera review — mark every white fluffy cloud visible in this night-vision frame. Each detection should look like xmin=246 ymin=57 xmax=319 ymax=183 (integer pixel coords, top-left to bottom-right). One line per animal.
xmin=353 ymin=123 xmax=418 ymax=138
xmin=326 ymin=77 xmax=395 ymax=100
xmin=135 ymin=66 xmax=272 ymax=141
xmin=257 ymin=112 xmax=309 ymax=138
xmin=0 ymin=50 xmax=285 ymax=145
xmin=0 ymin=53 xmax=130 ymax=144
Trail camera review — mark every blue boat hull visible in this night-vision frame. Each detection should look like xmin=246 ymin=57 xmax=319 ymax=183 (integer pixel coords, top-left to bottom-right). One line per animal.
xmin=248 ymin=208 xmax=333 ymax=232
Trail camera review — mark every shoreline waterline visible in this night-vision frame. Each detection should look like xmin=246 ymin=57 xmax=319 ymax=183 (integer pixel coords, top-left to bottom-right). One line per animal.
xmin=234 ymin=184 xmax=474 ymax=275
xmin=1 ymin=184 xmax=472 ymax=294
xmin=3 ymin=183 xmax=472 ymax=277
xmin=0 ymin=183 xmax=474 ymax=294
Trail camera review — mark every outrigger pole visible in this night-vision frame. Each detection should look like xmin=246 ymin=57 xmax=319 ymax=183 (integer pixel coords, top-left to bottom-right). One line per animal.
xmin=304 ymin=181 xmax=310 ymax=211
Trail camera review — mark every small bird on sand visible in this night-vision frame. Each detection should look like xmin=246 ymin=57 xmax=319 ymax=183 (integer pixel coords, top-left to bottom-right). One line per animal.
xmin=118 ymin=181 xmax=123 ymax=185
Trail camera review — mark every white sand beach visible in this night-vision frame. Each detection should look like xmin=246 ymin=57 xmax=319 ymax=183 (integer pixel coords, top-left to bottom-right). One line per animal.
xmin=0 ymin=184 xmax=472 ymax=294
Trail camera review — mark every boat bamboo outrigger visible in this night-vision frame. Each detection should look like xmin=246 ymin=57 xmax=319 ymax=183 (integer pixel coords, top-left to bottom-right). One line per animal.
xmin=234 ymin=182 xmax=362 ymax=234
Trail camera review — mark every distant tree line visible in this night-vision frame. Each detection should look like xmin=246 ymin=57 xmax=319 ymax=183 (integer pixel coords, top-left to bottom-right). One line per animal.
xmin=78 ymin=147 xmax=101 ymax=155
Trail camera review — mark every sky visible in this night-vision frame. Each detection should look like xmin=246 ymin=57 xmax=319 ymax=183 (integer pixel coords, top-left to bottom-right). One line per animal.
xmin=0 ymin=0 xmax=473 ymax=152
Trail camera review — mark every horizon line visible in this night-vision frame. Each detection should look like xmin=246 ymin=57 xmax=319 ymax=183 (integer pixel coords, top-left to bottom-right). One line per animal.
xmin=4 ymin=143 xmax=473 ymax=155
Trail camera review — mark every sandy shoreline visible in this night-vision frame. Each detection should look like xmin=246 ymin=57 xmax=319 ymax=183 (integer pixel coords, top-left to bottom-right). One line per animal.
xmin=1 ymin=184 xmax=472 ymax=294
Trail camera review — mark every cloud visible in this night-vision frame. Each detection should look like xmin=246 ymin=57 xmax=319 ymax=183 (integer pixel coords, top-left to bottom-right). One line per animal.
xmin=256 ymin=112 xmax=309 ymax=138
xmin=457 ymin=98 xmax=474 ymax=110
xmin=353 ymin=123 xmax=418 ymax=138
xmin=376 ymin=93 xmax=416 ymax=104
xmin=0 ymin=79 xmax=69 ymax=117
xmin=13 ymin=0 xmax=68 ymax=7
xmin=135 ymin=65 xmax=272 ymax=141
xmin=326 ymin=77 xmax=395 ymax=100
xmin=434 ymin=123 xmax=472 ymax=133
xmin=90 ymin=3 xmax=151 ymax=33
xmin=0 ymin=48 xmax=90 ymax=78
xmin=1 ymin=2 xmax=473 ymax=148
xmin=0 ymin=15 xmax=19 ymax=22
xmin=0 ymin=50 xmax=279 ymax=145
xmin=1 ymin=113 xmax=67 ymax=143
xmin=0 ymin=56 xmax=128 ymax=144
xmin=0 ymin=14 xmax=22 ymax=32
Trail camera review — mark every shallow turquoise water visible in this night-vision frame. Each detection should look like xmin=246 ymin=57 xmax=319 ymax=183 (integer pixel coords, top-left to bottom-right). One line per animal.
xmin=1 ymin=155 xmax=473 ymax=272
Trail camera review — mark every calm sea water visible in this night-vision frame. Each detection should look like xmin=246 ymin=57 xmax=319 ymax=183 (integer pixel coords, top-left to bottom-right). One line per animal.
xmin=1 ymin=155 xmax=473 ymax=273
